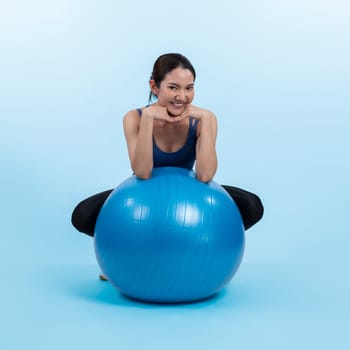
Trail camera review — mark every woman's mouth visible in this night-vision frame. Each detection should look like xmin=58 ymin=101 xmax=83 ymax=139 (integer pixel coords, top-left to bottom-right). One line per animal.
xmin=167 ymin=102 xmax=186 ymax=116
xmin=170 ymin=102 xmax=185 ymax=108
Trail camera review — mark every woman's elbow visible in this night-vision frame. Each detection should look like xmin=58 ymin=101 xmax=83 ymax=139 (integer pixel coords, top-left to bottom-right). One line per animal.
xmin=131 ymin=160 xmax=153 ymax=180
xmin=195 ymin=172 xmax=214 ymax=183
xmin=136 ymin=173 xmax=152 ymax=180
xmin=132 ymin=166 xmax=152 ymax=180
xmin=195 ymin=164 xmax=217 ymax=183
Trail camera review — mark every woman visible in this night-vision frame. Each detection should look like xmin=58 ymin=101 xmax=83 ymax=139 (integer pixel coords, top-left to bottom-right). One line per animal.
xmin=72 ymin=53 xmax=264 ymax=279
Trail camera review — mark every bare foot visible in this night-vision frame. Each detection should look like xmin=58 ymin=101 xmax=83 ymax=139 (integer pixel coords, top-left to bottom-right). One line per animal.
xmin=99 ymin=274 xmax=108 ymax=281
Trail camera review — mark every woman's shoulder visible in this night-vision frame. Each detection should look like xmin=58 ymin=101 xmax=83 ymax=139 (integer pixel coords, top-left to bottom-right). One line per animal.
xmin=123 ymin=109 xmax=142 ymax=130
xmin=123 ymin=108 xmax=144 ymax=119
xmin=124 ymin=105 xmax=151 ymax=118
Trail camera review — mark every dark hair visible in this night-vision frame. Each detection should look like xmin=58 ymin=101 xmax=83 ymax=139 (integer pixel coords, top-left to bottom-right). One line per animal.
xmin=149 ymin=53 xmax=196 ymax=102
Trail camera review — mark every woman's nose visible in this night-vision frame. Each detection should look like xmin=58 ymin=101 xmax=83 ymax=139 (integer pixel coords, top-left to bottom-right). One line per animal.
xmin=175 ymin=90 xmax=186 ymax=101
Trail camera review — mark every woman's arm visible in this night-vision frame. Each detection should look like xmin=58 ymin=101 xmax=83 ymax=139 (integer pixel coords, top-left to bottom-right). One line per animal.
xmin=123 ymin=106 xmax=181 ymax=179
xmin=123 ymin=110 xmax=154 ymax=179
xmin=195 ymin=111 xmax=218 ymax=182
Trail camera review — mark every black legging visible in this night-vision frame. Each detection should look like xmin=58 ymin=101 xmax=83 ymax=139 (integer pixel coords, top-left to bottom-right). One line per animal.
xmin=71 ymin=185 xmax=264 ymax=237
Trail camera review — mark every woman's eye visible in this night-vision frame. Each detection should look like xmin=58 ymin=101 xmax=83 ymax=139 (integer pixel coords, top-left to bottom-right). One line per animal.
xmin=169 ymin=86 xmax=177 ymax=90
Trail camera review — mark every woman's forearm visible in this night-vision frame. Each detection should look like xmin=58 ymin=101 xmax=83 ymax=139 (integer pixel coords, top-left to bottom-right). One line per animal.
xmin=131 ymin=115 xmax=154 ymax=179
xmin=195 ymin=114 xmax=218 ymax=182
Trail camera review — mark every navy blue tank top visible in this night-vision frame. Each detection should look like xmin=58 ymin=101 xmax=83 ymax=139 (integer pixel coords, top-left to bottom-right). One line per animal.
xmin=137 ymin=108 xmax=198 ymax=169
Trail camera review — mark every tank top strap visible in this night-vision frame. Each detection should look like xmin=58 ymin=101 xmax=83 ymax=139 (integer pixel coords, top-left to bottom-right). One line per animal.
xmin=189 ymin=117 xmax=199 ymax=134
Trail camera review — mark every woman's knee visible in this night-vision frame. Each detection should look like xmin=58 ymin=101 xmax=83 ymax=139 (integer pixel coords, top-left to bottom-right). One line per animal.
xmin=71 ymin=190 xmax=113 ymax=237
xmin=246 ymin=193 xmax=264 ymax=228
xmin=71 ymin=201 xmax=95 ymax=236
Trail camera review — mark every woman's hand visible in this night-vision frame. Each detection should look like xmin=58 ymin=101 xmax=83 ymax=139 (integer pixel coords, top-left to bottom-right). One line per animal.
xmin=142 ymin=105 xmax=188 ymax=124
xmin=179 ymin=104 xmax=211 ymax=121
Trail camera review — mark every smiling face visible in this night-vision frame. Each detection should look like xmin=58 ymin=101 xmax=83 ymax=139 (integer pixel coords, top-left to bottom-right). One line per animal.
xmin=150 ymin=67 xmax=195 ymax=116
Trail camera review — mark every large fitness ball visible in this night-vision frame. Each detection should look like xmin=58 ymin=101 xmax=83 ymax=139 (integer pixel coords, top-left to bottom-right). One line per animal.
xmin=94 ymin=167 xmax=245 ymax=303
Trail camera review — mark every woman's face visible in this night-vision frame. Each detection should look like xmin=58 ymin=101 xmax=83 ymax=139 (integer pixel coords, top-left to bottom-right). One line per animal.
xmin=151 ymin=67 xmax=195 ymax=116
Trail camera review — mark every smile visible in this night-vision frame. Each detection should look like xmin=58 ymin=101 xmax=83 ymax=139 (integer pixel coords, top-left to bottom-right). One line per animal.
xmin=171 ymin=102 xmax=185 ymax=107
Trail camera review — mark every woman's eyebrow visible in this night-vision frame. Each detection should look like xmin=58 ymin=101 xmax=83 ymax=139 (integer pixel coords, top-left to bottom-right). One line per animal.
xmin=167 ymin=82 xmax=194 ymax=87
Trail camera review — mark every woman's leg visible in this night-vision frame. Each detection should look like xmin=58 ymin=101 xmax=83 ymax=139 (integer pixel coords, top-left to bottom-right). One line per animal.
xmin=71 ymin=189 xmax=113 ymax=237
xmin=221 ymin=185 xmax=264 ymax=230
xmin=71 ymin=186 xmax=263 ymax=235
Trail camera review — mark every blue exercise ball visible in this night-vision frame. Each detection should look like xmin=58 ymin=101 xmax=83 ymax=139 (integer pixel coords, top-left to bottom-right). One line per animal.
xmin=94 ymin=167 xmax=245 ymax=303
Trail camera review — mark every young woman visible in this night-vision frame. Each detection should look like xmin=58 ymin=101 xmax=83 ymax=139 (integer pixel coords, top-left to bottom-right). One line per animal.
xmin=71 ymin=53 xmax=264 ymax=279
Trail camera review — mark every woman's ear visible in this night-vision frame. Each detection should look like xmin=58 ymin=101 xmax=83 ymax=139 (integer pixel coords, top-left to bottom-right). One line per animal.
xmin=149 ymin=79 xmax=159 ymax=97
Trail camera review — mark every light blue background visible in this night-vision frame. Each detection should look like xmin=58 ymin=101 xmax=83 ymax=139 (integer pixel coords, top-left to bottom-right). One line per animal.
xmin=1 ymin=1 xmax=349 ymax=349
